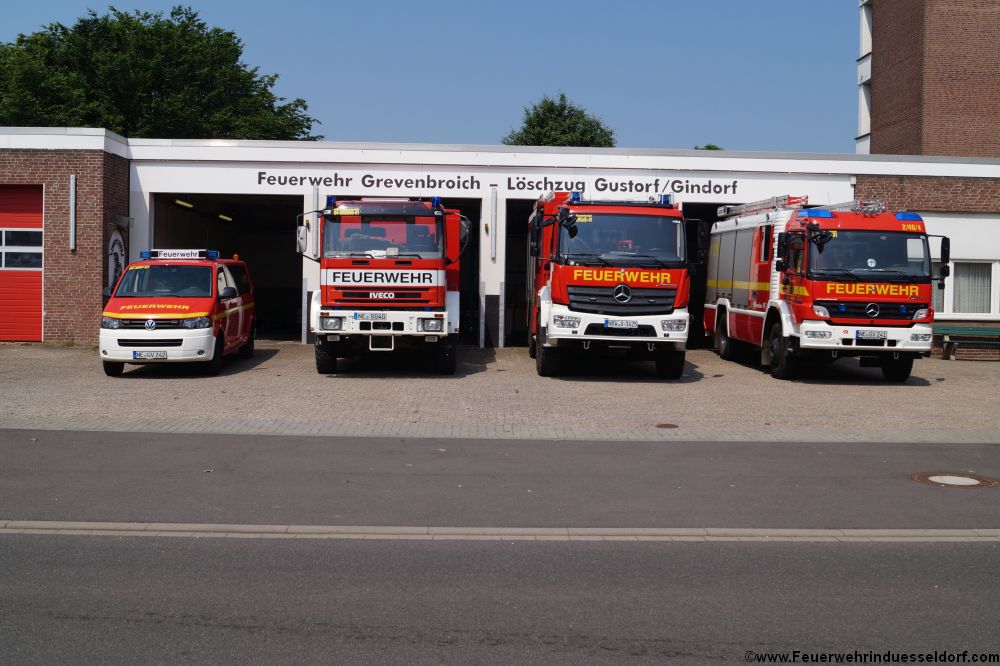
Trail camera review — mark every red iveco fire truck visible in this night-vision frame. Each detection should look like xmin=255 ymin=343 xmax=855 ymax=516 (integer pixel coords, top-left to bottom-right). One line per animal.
xmin=527 ymin=192 xmax=691 ymax=378
xmin=705 ymin=196 xmax=950 ymax=381
xmin=302 ymin=197 xmax=468 ymax=374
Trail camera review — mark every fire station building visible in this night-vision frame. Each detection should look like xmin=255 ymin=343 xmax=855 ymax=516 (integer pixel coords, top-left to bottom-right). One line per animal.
xmin=2 ymin=126 xmax=1000 ymax=355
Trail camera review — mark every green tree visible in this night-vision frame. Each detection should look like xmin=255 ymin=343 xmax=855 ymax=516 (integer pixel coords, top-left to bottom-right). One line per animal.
xmin=694 ymin=144 xmax=724 ymax=150
xmin=503 ymin=93 xmax=614 ymax=148
xmin=0 ymin=6 xmax=319 ymax=139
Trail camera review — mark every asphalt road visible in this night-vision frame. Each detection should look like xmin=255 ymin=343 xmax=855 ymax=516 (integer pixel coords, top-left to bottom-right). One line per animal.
xmin=3 ymin=536 xmax=999 ymax=664
xmin=1 ymin=429 xmax=998 ymax=528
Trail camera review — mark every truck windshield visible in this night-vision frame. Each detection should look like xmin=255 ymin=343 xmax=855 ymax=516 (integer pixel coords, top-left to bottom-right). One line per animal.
xmin=808 ymin=230 xmax=931 ymax=281
xmin=557 ymin=213 xmax=685 ymax=266
xmin=323 ymin=215 xmax=443 ymax=259
xmin=114 ymin=265 xmax=213 ymax=297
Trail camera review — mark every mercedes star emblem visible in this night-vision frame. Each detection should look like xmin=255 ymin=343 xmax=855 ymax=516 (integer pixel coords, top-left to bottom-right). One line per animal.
xmin=865 ymin=303 xmax=880 ymax=318
xmin=612 ymin=283 xmax=632 ymax=304
xmin=144 ymin=319 xmax=157 ymax=331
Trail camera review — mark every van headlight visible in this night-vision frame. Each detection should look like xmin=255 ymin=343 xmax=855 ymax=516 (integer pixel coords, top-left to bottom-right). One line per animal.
xmin=321 ymin=316 xmax=344 ymax=331
xmin=418 ymin=318 xmax=444 ymax=332
xmin=101 ymin=317 xmax=121 ymax=329
xmin=552 ymin=315 xmax=581 ymax=328
xmin=661 ymin=319 xmax=687 ymax=332
xmin=180 ymin=316 xmax=212 ymax=329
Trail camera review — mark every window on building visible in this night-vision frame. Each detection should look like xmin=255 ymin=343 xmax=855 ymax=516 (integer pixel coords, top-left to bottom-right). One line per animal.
xmin=931 ymin=262 xmax=945 ymax=313
xmin=952 ymin=262 xmax=992 ymax=314
xmin=0 ymin=228 xmax=43 ymax=270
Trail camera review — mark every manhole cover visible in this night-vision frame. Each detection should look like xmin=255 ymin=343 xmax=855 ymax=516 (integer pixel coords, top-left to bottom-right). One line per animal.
xmin=911 ymin=472 xmax=998 ymax=489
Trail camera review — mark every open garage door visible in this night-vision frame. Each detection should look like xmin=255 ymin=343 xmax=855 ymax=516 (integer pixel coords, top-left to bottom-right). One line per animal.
xmin=0 ymin=185 xmax=44 ymax=341
xmin=153 ymin=194 xmax=302 ymax=339
xmin=504 ymin=198 xmax=536 ymax=346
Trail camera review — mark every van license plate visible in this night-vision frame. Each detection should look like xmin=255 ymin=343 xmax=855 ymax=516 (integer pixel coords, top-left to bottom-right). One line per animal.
xmin=605 ymin=319 xmax=639 ymax=329
xmin=856 ymin=330 xmax=888 ymax=340
xmin=133 ymin=351 xmax=167 ymax=359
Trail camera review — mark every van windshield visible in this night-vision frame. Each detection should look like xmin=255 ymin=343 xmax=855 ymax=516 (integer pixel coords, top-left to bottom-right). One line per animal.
xmin=114 ymin=265 xmax=213 ymax=297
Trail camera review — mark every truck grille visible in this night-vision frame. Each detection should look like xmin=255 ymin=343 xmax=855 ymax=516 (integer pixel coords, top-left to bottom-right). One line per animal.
xmin=567 ymin=286 xmax=676 ymax=316
xmin=814 ymin=301 xmax=927 ymax=320
xmin=336 ymin=287 xmax=435 ymax=306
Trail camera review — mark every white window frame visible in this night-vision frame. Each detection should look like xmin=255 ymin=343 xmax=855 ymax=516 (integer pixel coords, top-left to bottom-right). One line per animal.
xmin=0 ymin=228 xmax=44 ymax=271
xmin=934 ymin=260 xmax=1000 ymax=321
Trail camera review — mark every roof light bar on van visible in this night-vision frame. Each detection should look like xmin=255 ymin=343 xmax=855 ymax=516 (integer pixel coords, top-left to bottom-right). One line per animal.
xmin=717 ymin=195 xmax=808 ymax=218
xmin=142 ymin=249 xmax=219 ymax=260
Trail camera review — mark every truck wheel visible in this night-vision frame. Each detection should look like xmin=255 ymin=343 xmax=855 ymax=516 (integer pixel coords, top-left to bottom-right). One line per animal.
xmin=237 ymin=325 xmax=255 ymax=359
xmin=206 ymin=334 xmax=225 ymax=375
xmin=435 ymin=337 xmax=458 ymax=375
xmin=315 ymin=340 xmax=338 ymax=374
xmin=715 ymin=315 xmax=738 ymax=360
xmin=102 ymin=361 xmax=124 ymax=377
xmin=767 ymin=325 xmax=797 ymax=380
xmin=527 ymin=331 xmax=537 ymax=359
xmin=881 ymin=356 xmax=913 ymax=382
xmin=535 ymin=328 xmax=560 ymax=377
xmin=655 ymin=350 xmax=686 ymax=379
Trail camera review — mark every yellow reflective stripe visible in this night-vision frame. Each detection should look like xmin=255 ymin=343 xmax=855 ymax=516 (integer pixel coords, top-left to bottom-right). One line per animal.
xmin=211 ymin=302 xmax=255 ymax=321
xmin=708 ymin=280 xmax=770 ymax=291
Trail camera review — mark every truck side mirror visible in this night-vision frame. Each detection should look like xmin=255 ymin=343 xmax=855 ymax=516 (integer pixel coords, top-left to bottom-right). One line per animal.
xmin=529 ymin=218 xmax=541 ymax=257
xmin=940 ymin=236 xmax=950 ymax=264
xmin=775 ymin=259 xmax=787 ymax=273
xmin=776 ymin=232 xmax=788 ymax=259
xmin=459 ymin=216 xmax=471 ymax=254
xmin=296 ymin=225 xmax=308 ymax=254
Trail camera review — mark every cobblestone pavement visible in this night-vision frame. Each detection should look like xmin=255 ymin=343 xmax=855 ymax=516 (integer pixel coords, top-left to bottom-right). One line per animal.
xmin=1 ymin=341 xmax=997 ymax=442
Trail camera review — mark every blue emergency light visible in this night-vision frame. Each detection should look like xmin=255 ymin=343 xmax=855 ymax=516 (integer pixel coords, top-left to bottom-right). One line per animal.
xmin=139 ymin=250 xmax=151 ymax=259
xmin=659 ymin=194 xmax=673 ymax=205
xmin=431 ymin=196 xmax=441 ymax=207
xmin=326 ymin=195 xmax=337 ymax=207
xmin=796 ymin=209 xmax=834 ymax=219
xmin=206 ymin=250 xmax=220 ymax=259
xmin=896 ymin=212 xmax=923 ymax=221
xmin=569 ymin=192 xmax=582 ymax=203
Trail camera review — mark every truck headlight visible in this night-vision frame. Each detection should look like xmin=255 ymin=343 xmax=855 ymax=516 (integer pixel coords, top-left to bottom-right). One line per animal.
xmin=912 ymin=309 xmax=929 ymax=320
xmin=660 ymin=319 xmax=687 ymax=332
xmin=812 ymin=305 xmax=830 ymax=318
xmin=910 ymin=333 xmax=932 ymax=342
xmin=804 ymin=330 xmax=832 ymax=339
xmin=418 ymin=318 xmax=444 ymax=332
xmin=101 ymin=317 xmax=121 ymax=329
xmin=180 ymin=316 xmax=212 ymax=329
xmin=552 ymin=315 xmax=581 ymax=328
xmin=321 ymin=316 xmax=344 ymax=331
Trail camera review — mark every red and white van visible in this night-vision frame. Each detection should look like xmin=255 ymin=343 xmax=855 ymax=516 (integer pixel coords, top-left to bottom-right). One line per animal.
xmin=99 ymin=249 xmax=255 ymax=376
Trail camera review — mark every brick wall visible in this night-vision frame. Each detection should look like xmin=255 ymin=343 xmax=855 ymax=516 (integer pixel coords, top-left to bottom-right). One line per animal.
xmin=855 ymin=174 xmax=1000 ymax=214
xmin=0 ymin=148 xmax=128 ymax=343
xmin=870 ymin=0 xmax=925 ymax=155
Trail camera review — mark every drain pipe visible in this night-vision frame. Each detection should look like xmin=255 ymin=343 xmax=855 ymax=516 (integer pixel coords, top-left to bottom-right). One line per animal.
xmin=68 ymin=175 xmax=77 ymax=251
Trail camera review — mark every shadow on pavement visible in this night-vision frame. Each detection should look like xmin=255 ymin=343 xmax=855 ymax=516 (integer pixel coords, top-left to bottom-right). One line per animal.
xmin=120 ymin=348 xmax=279 ymax=379
xmin=708 ymin=346 xmax=932 ymax=387
xmin=323 ymin=345 xmax=495 ymax=379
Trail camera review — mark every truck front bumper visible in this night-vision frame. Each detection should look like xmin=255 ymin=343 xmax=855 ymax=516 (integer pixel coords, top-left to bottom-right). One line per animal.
xmin=796 ymin=320 xmax=933 ymax=354
xmin=312 ymin=309 xmax=449 ymax=341
xmin=99 ymin=328 xmax=216 ymax=363
xmin=543 ymin=304 xmax=688 ymax=350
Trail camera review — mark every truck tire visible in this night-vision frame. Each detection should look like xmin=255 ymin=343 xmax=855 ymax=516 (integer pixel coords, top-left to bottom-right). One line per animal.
xmin=527 ymin=330 xmax=537 ymax=359
xmin=655 ymin=350 xmax=686 ymax=379
xmin=535 ymin=328 xmax=560 ymax=377
xmin=767 ymin=324 xmax=797 ymax=380
xmin=237 ymin=324 xmax=255 ymax=359
xmin=435 ymin=336 xmax=458 ymax=375
xmin=315 ymin=339 xmax=338 ymax=374
xmin=881 ymin=356 xmax=913 ymax=382
xmin=206 ymin=334 xmax=225 ymax=375
xmin=715 ymin=314 xmax=738 ymax=361
xmin=102 ymin=361 xmax=124 ymax=377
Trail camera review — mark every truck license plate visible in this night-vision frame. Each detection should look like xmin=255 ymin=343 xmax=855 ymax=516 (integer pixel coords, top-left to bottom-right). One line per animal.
xmin=604 ymin=319 xmax=639 ymax=329
xmin=354 ymin=313 xmax=388 ymax=321
xmin=133 ymin=351 xmax=167 ymax=359
xmin=856 ymin=330 xmax=888 ymax=340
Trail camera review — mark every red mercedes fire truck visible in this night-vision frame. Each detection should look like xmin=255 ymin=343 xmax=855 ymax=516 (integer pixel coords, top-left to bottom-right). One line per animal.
xmin=527 ymin=192 xmax=691 ymax=378
xmin=704 ymin=196 xmax=950 ymax=381
xmin=302 ymin=197 xmax=468 ymax=374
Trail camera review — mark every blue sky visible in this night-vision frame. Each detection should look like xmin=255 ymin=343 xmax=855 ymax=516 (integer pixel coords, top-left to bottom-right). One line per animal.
xmin=1 ymin=1 xmax=859 ymax=152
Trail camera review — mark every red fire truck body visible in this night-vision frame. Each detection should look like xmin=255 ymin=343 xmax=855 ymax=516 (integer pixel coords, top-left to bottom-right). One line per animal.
xmin=307 ymin=198 xmax=467 ymax=374
xmin=704 ymin=196 xmax=949 ymax=381
xmin=527 ymin=192 xmax=691 ymax=378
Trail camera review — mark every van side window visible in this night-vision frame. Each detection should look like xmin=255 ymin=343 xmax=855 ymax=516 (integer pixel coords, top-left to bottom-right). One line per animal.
xmin=228 ymin=264 xmax=252 ymax=294
xmin=216 ymin=267 xmax=231 ymax=295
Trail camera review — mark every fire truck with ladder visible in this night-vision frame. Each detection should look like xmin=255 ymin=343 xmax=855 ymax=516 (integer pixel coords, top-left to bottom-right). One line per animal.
xmin=704 ymin=196 xmax=950 ymax=381
xmin=527 ymin=191 xmax=691 ymax=378
xmin=299 ymin=197 xmax=469 ymax=374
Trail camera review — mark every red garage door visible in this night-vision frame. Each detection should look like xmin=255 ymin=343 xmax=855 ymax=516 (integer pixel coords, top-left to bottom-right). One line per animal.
xmin=0 ymin=185 xmax=44 ymax=341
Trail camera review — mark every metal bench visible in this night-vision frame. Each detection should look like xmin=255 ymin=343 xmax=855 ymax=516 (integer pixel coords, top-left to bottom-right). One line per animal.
xmin=933 ymin=325 xmax=1000 ymax=360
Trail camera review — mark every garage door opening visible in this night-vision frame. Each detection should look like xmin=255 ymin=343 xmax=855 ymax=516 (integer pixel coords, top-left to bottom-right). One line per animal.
xmin=153 ymin=194 xmax=302 ymax=339
xmin=682 ymin=202 xmax=724 ymax=345
xmin=504 ymin=198 xmax=536 ymax=346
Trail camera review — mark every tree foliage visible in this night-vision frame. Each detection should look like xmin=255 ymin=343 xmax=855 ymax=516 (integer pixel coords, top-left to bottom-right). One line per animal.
xmin=0 ymin=6 xmax=319 ymax=139
xmin=503 ymin=93 xmax=614 ymax=148
xmin=694 ymin=144 xmax=724 ymax=150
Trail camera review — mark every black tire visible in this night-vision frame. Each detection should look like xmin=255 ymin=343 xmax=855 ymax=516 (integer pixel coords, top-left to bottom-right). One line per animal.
xmin=767 ymin=325 xmax=797 ymax=380
xmin=881 ymin=356 xmax=913 ymax=382
xmin=535 ymin=328 xmax=560 ymax=377
xmin=715 ymin=313 xmax=738 ymax=361
xmin=655 ymin=350 xmax=686 ymax=379
xmin=315 ymin=339 xmax=338 ymax=374
xmin=435 ymin=336 xmax=458 ymax=375
xmin=102 ymin=361 xmax=124 ymax=377
xmin=206 ymin=334 xmax=225 ymax=375
xmin=237 ymin=324 xmax=255 ymax=359
xmin=527 ymin=330 xmax=537 ymax=359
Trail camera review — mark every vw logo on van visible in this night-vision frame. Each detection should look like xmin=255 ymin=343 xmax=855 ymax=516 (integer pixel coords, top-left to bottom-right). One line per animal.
xmin=612 ymin=284 xmax=632 ymax=304
xmin=144 ymin=319 xmax=157 ymax=331
xmin=865 ymin=303 xmax=880 ymax=318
